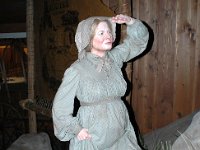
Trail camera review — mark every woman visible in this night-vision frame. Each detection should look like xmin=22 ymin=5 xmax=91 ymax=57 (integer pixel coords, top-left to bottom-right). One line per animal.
xmin=52 ymin=14 xmax=149 ymax=150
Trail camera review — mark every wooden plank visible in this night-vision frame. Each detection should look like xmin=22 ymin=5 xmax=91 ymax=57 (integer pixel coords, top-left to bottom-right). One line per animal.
xmin=193 ymin=0 xmax=200 ymax=110
xmin=187 ymin=0 xmax=197 ymax=112
xmin=138 ymin=0 xmax=155 ymax=134
xmin=131 ymin=0 xmax=141 ymax=131
xmin=132 ymin=0 xmax=155 ymax=134
xmin=148 ymin=0 xmax=160 ymax=133
xmin=131 ymin=0 xmax=145 ymax=133
xmin=173 ymin=0 xmax=195 ymax=120
xmin=132 ymin=0 xmax=158 ymax=133
xmin=131 ymin=0 xmax=138 ymax=111
xmin=154 ymin=0 xmax=176 ymax=129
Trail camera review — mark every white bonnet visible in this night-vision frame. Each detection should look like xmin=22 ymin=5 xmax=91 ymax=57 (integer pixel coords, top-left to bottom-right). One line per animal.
xmin=75 ymin=16 xmax=116 ymax=59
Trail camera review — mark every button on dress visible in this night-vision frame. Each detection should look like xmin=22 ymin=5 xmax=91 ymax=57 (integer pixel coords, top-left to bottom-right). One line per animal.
xmin=52 ymin=20 xmax=149 ymax=150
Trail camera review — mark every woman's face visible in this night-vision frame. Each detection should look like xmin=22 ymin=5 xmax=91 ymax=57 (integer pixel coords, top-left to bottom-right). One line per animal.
xmin=91 ymin=21 xmax=113 ymax=57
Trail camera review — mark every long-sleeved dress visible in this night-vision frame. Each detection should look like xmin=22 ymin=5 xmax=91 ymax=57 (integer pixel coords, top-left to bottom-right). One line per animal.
xmin=52 ymin=20 xmax=149 ymax=150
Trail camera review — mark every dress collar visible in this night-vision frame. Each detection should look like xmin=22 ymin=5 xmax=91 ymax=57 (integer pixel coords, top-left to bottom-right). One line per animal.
xmin=86 ymin=52 xmax=112 ymax=72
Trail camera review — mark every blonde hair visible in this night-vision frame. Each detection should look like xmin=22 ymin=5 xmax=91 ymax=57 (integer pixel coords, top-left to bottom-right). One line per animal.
xmin=85 ymin=19 xmax=113 ymax=52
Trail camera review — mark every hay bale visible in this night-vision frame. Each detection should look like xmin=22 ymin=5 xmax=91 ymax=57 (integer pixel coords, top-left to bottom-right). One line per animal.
xmin=7 ymin=132 xmax=52 ymax=150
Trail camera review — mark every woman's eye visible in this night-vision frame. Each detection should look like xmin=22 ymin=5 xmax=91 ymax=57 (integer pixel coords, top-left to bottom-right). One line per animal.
xmin=99 ymin=32 xmax=103 ymax=35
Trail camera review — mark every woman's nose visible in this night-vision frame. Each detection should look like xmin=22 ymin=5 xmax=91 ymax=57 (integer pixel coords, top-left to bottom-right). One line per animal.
xmin=105 ymin=32 xmax=112 ymax=39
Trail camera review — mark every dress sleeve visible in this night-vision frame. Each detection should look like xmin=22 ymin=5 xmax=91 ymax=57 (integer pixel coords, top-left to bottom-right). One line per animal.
xmin=110 ymin=19 xmax=149 ymax=67
xmin=52 ymin=66 xmax=82 ymax=141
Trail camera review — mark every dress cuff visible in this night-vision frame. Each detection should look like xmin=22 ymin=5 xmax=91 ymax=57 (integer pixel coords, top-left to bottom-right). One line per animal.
xmin=127 ymin=19 xmax=148 ymax=39
xmin=126 ymin=18 xmax=136 ymax=25
xmin=73 ymin=123 xmax=83 ymax=135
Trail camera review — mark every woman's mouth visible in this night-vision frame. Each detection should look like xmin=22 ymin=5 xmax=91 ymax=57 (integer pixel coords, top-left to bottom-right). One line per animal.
xmin=105 ymin=41 xmax=112 ymax=44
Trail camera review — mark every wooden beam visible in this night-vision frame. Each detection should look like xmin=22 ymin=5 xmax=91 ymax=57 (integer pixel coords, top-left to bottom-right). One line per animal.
xmin=27 ymin=0 xmax=37 ymax=133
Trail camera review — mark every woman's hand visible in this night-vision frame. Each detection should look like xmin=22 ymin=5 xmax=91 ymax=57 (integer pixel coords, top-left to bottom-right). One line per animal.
xmin=77 ymin=128 xmax=92 ymax=140
xmin=111 ymin=14 xmax=135 ymax=25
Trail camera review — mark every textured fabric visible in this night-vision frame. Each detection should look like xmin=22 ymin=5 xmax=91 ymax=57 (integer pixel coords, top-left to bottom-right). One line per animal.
xmin=172 ymin=111 xmax=200 ymax=150
xmin=7 ymin=132 xmax=52 ymax=150
xmin=52 ymin=19 xmax=149 ymax=150
xmin=143 ymin=110 xmax=198 ymax=150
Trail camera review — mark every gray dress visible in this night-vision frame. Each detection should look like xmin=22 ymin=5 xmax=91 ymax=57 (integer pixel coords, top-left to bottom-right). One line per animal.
xmin=52 ymin=20 xmax=149 ymax=150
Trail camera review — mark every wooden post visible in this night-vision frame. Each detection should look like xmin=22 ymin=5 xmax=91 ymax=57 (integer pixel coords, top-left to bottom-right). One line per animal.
xmin=26 ymin=0 xmax=37 ymax=133
xmin=118 ymin=0 xmax=133 ymax=104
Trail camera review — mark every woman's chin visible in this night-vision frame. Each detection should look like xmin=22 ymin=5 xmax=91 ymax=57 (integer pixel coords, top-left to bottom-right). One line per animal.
xmin=103 ymin=45 xmax=112 ymax=51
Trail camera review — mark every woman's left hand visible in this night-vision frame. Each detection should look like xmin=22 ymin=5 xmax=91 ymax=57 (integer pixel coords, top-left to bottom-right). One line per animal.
xmin=77 ymin=128 xmax=92 ymax=141
xmin=111 ymin=14 xmax=135 ymax=25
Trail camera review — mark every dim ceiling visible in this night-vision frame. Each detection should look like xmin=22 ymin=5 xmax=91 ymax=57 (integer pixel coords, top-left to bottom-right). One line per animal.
xmin=0 ymin=0 xmax=26 ymax=24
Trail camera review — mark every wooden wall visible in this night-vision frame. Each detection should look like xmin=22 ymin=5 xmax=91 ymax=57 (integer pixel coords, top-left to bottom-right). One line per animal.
xmin=129 ymin=0 xmax=200 ymax=134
